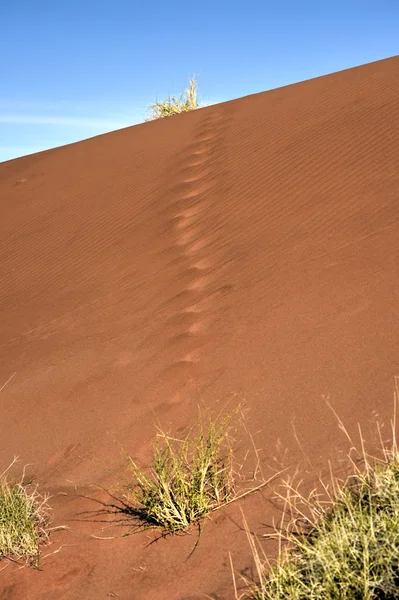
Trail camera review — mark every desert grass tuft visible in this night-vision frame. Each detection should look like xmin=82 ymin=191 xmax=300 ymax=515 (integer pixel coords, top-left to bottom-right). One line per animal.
xmin=146 ymin=77 xmax=200 ymax=120
xmin=125 ymin=410 xmax=236 ymax=532
xmin=238 ymin=391 xmax=399 ymax=599
xmin=0 ymin=459 xmax=51 ymax=567
xmin=89 ymin=408 xmax=280 ymax=539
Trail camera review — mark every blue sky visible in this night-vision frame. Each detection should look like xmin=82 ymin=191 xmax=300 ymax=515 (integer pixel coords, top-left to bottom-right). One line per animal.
xmin=1 ymin=1 xmax=398 ymax=163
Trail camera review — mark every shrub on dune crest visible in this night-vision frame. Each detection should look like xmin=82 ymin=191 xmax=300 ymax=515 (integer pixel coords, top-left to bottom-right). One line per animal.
xmin=146 ymin=77 xmax=201 ymax=120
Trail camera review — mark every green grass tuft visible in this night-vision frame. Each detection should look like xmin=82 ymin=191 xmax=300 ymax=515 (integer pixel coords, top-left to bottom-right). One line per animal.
xmin=0 ymin=460 xmax=51 ymax=567
xmin=252 ymin=459 xmax=399 ymax=599
xmin=240 ymin=404 xmax=399 ymax=600
xmin=146 ymin=77 xmax=201 ymax=121
xmin=125 ymin=411 xmax=236 ymax=532
xmin=89 ymin=409 xmax=280 ymax=542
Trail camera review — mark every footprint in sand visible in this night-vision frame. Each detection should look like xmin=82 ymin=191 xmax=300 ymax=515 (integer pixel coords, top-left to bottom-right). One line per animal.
xmin=155 ymin=110 xmax=232 ymax=404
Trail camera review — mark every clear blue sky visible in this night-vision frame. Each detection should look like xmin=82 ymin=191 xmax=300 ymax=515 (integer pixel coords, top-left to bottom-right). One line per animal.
xmin=1 ymin=1 xmax=398 ymax=163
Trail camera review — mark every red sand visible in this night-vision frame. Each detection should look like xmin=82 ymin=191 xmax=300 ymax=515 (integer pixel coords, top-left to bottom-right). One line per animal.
xmin=1 ymin=56 xmax=398 ymax=598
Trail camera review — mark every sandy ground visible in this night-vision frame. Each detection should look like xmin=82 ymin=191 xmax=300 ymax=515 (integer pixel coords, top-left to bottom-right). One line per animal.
xmin=0 ymin=55 xmax=398 ymax=599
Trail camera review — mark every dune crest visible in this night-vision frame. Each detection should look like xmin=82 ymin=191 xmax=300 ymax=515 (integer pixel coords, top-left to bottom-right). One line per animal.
xmin=0 ymin=56 xmax=398 ymax=599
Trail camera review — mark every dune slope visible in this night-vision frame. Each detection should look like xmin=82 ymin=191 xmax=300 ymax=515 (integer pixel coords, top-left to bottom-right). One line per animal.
xmin=0 ymin=55 xmax=398 ymax=599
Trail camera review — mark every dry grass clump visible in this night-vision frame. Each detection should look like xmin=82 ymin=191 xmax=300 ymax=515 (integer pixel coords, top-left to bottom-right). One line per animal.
xmin=125 ymin=411 xmax=236 ymax=532
xmin=94 ymin=408 xmax=278 ymax=538
xmin=146 ymin=77 xmax=201 ymax=120
xmin=0 ymin=459 xmax=51 ymax=567
xmin=245 ymin=457 xmax=399 ymax=599
xmin=238 ymin=398 xmax=399 ymax=599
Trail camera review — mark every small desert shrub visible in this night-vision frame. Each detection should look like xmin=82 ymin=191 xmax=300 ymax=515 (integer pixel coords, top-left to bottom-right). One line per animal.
xmin=89 ymin=409 xmax=280 ymax=541
xmin=102 ymin=408 xmax=276 ymax=537
xmin=0 ymin=462 xmax=51 ymax=567
xmin=240 ymin=409 xmax=399 ymax=599
xmin=146 ymin=77 xmax=200 ymax=120
xmin=125 ymin=411 xmax=236 ymax=532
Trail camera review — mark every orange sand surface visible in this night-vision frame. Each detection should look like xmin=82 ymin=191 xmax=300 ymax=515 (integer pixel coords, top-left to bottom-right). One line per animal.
xmin=0 ymin=55 xmax=398 ymax=599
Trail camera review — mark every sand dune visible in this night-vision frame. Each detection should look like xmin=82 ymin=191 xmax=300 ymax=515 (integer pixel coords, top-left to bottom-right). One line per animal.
xmin=1 ymin=55 xmax=398 ymax=598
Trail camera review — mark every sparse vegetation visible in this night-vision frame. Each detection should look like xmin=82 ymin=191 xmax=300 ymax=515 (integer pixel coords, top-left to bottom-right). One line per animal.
xmin=94 ymin=408 xmax=277 ymax=538
xmin=0 ymin=460 xmax=51 ymax=567
xmin=125 ymin=411 xmax=235 ymax=532
xmin=238 ymin=410 xmax=399 ymax=599
xmin=146 ymin=77 xmax=201 ymax=120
